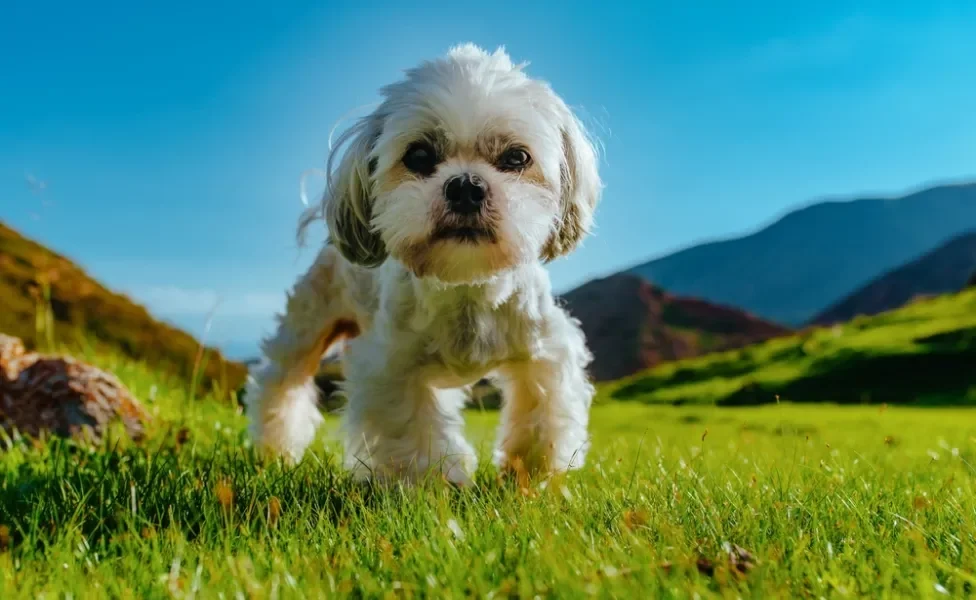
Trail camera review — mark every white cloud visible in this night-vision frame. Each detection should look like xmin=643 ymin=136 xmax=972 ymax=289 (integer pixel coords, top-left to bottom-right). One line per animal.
xmin=24 ymin=171 xmax=48 ymax=194
xmin=130 ymin=285 xmax=284 ymax=317
xmin=133 ymin=286 xmax=219 ymax=314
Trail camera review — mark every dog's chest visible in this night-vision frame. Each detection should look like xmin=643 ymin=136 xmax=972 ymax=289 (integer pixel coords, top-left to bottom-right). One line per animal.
xmin=423 ymin=298 xmax=532 ymax=376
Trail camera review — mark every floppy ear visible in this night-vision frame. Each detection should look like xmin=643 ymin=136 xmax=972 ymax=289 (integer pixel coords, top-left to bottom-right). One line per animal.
xmin=541 ymin=108 xmax=602 ymax=262
xmin=298 ymin=115 xmax=388 ymax=267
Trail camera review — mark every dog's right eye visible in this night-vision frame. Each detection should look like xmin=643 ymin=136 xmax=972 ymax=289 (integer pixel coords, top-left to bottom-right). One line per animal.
xmin=402 ymin=142 xmax=439 ymax=176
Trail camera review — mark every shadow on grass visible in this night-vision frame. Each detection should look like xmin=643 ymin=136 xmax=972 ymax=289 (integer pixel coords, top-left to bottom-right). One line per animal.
xmin=611 ymin=354 xmax=759 ymax=401
xmin=916 ymin=326 xmax=976 ymax=351
xmin=717 ymin=344 xmax=976 ymax=407
xmin=611 ymin=343 xmax=810 ymax=402
xmin=0 ymin=437 xmax=539 ymax=557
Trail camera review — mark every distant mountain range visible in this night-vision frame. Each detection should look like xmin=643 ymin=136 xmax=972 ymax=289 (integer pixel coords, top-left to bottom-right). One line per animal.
xmin=558 ymin=273 xmax=790 ymax=382
xmin=624 ymin=181 xmax=976 ymax=326
xmin=810 ymin=231 xmax=976 ymax=326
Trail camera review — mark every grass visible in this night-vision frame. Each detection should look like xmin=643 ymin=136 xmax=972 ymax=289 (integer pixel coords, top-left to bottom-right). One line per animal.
xmin=607 ymin=288 xmax=976 ymax=407
xmin=3 ymin=346 xmax=976 ymax=597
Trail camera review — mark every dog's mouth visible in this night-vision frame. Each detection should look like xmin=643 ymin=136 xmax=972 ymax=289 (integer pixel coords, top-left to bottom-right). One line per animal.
xmin=431 ymin=225 xmax=497 ymax=244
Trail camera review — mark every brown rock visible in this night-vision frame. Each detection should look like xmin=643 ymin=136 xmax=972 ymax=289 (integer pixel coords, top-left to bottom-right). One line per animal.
xmin=0 ymin=334 xmax=150 ymax=444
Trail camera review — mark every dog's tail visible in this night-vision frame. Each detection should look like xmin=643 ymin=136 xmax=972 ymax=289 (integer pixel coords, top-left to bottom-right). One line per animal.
xmin=244 ymin=243 xmax=369 ymax=462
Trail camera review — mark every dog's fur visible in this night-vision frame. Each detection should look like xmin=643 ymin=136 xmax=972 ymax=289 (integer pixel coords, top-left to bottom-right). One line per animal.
xmin=245 ymin=44 xmax=602 ymax=485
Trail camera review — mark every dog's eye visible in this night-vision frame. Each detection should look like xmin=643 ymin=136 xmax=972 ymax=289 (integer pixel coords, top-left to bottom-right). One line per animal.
xmin=499 ymin=148 xmax=531 ymax=171
xmin=402 ymin=142 xmax=439 ymax=176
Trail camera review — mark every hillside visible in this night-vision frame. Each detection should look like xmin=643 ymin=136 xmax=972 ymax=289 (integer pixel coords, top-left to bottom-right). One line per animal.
xmin=625 ymin=181 xmax=976 ymax=326
xmin=0 ymin=221 xmax=246 ymax=395
xmin=605 ymin=287 xmax=976 ymax=407
xmin=558 ymin=273 xmax=791 ymax=382
xmin=810 ymin=231 xmax=976 ymax=326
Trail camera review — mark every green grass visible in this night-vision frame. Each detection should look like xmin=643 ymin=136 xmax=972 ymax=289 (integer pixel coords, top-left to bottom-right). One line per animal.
xmin=607 ymin=288 xmax=976 ymax=406
xmin=4 ymin=346 xmax=976 ymax=598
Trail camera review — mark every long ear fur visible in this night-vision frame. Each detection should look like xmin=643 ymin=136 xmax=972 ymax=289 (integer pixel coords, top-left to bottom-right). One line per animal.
xmin=541 ymin=107 xmax=602 ymax=262
xmin=297 ymin=115 xmax=387 ymax=267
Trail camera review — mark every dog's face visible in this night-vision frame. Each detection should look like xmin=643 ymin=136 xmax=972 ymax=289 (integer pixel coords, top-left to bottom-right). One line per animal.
xmin=318 ymin=44 xmax=601 ymax=283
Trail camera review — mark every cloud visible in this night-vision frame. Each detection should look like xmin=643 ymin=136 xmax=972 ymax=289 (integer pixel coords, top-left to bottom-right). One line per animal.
xmin=131 ymin=285 xmax=284 ymax=317
xmin=24 ymin=171 xmax=48 ymax=194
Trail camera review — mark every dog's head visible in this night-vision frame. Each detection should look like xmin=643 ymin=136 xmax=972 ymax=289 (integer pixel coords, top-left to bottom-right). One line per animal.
xmin=306 ymin=44 xmax=602 ymax=284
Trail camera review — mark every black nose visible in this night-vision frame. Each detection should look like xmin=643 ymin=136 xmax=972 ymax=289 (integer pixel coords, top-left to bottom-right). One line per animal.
xmin=444 ymin=174 xmax=487 ymax=215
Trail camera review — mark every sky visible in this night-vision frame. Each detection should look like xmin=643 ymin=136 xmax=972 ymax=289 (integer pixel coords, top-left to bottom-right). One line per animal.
xmin=2 ymin=0 xmax=975 ymax=359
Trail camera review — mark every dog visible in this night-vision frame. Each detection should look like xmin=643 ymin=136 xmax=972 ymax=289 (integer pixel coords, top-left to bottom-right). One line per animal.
xmin=245 ymin=43 xmax=602 ymax=486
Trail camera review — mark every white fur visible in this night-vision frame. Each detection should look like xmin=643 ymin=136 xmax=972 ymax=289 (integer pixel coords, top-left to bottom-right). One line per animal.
xmin=245 ymin=44 xmax=602 ymax=485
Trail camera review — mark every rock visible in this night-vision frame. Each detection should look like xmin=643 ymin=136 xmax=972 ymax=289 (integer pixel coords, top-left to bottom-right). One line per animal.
xmin=0 ymin=334 xmax=150 ymax=444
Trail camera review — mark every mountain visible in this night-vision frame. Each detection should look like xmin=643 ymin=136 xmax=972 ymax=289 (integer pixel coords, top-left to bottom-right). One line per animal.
xmin=625 ymin=181 xmax=976 ymax=326
xmin=557 ymin=273 xmax=791 ymax=382
xmin=0 ymin=221 xmax=246 ymax=395
xmin=607 ymin=287 xmax=976 ymax=407
xmin=810 ymin=231 xmax=976 ymax=326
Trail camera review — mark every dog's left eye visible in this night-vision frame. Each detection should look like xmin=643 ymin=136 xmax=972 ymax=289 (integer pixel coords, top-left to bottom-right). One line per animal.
xmin=499 ymin=148 xmax=531 ymax=171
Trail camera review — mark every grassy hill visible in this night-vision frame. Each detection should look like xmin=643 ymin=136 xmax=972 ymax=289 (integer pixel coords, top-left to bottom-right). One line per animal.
xmin=606 ymin=287 xmax=976 ymax=406
xmin=0 ymin=221 xmax=246 ymax=397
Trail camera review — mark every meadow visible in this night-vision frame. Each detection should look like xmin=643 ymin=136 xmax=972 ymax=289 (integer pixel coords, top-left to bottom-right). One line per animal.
xmin=3 ymin=345 xmax=976 ymax=598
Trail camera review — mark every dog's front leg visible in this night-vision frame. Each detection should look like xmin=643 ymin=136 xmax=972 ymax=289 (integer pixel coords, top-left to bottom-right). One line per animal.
xmin=340 ymin=340 xmax=477 ymax=485
xmin=245 ymin=246 xmax=357 ymax=463
xmin=494 ymin=309 xmax=594 ymax=476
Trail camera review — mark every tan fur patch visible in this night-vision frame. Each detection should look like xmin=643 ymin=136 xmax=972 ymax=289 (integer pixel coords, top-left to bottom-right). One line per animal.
xmin=376 ymin=161 xmax=417 ymax=196
xmin=399 ymin=241 xmax=435 ymax=278
xmin=540 ymin=127 xmax=591 ymax=261
xmin=541 ymin=199 xmax=583 ymax=262
xmin=302 ymin=319 xmax=361 ymax=378
xmin=516 ymin=162 xmax=548 ymax=187
xmin=473 ymin=132 xmax=518 ymax=162
xmin=399 ymin=237 xmax=519 ymax=283
xmin=322 ymin=319 xmax=361 ymax=352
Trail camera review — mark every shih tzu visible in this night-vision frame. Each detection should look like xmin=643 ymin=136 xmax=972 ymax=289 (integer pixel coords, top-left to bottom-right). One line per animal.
xmin=245 ymin=43 xmax=602 ymax=485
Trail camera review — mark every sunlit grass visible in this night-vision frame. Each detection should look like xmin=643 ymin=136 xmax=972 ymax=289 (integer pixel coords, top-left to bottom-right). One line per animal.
xmin=3 ymin=348 xmax=976 ymax=597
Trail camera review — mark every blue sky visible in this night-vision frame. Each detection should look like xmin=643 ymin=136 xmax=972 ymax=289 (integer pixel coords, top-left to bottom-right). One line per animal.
xmin=2 ymin=1 xmax=975 ymax=358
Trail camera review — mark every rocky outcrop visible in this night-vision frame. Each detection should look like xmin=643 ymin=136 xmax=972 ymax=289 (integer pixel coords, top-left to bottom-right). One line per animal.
xmin=0 ymin=334 xmax=150 ymax=443
xmin=558 ymin=274 xmax=791 ymax=382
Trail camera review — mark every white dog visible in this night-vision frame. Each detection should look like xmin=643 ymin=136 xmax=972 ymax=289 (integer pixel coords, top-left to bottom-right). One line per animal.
xmin=245 ymin=43 xmax=602 ymax=486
